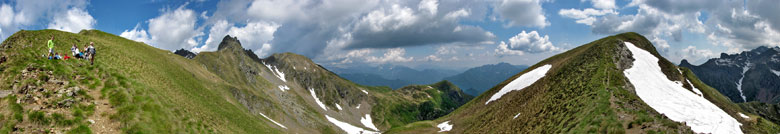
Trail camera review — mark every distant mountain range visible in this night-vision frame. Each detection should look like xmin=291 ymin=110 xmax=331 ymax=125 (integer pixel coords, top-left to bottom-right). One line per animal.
xmin=444 ymin=63 xmax=528 ymax=96
xmin=328 ymin=62 xmax=528 ymax=96
xmin=680 ymin=46 xmax=780 ymax=103
xmin=327 ymin=64 xmax=459 ymax=88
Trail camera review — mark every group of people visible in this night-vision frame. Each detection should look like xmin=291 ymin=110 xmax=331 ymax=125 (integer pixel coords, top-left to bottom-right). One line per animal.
xmin=46 ymin=35 xmax=96 ymax=65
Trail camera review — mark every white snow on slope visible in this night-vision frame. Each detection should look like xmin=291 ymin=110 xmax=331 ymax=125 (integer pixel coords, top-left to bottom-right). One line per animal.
xmin=362 ymin=89 xmax=369 ymax=95
xmin=685 ymin=79 xmax=703 ymax=97
xmin=485 ymin=64 xmax=552 ymax=104
xmin=437 ymin=121 xmax=453 ymax=132
xmin=360 ymin=114 xmax=379 ymax=131
xmin=356 ymin=104 xmax=361 ymax=109
xmin=260 ymin=113 xmax=287 ymax=129
xmin=513 ymin=113 xmax=521 ymax=119
xmin=278 ymin=85 xmax=290 ymax=92
xmin=336 ymin=103 xmax=343 ymax=110
xmin=325 ymin=115 xmax=379 ymax=134
xmin=736 ymin=64 xmax=749 ymax=102
xmin=771 ymin=69 xmax=780 ymax=77
xmin=739 ymin=113 xmax=749 ymax=119
xmin=309 ymin=88 xmax=328 ymax=111
xmin=623 ymin=42 xmax=742 ymax=134
xmin=263 ymin=62 xmax=287 ymax=82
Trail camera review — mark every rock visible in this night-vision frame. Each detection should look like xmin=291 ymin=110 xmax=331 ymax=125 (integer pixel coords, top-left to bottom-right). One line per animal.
xmin=88 ymin=119 xmax=95 ymax=124
xmin=0 ymin=90 xmax=11 ymax=98
xmin=59 ymin=98 xmax=74 ymax=107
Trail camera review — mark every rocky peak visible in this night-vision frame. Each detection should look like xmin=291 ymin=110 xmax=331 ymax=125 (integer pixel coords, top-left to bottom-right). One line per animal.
xmin=217 ymin=35 xmax=243 ymax=51
xmin=174 ymin=49 xmax=196 ymax=59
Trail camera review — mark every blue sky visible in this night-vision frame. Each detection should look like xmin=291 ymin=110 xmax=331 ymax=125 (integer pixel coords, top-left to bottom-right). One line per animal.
xmin=1 ymin=0 xmax=779 ymax=70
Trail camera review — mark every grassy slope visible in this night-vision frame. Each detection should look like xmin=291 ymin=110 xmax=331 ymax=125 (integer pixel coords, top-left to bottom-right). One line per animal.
xmin=371 ymin=81 xmax=473 ymax=129
xmin=388 ymin=32 xmax=780 ymax=133
xmin=0 ymin=29 xmax=278 ymax=133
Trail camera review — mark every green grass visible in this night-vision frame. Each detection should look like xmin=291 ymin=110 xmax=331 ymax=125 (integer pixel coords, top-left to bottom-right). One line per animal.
xmin=0 ymin=29 xmax=279 ymax=133
xmin=28 ymin=110 xmax=49 ymax=124
xmin=68 ymin=124 xmax=92 ymax=134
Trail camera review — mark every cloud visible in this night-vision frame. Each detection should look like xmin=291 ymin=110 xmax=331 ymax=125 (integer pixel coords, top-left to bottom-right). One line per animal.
xmin=365 ymin=48 xmax=414 ymax=63
xmin=502 ymin=30 xmax=559 ymax=53
xmin=205 ymin=0 xmax=494 ymax=65
xmin=746 ymin=0 xmax=780 ymax=34
xmin=494 ymin=0 xmax=549 ymax=27
xmin=193 ymin=19 xmax=279 ymax=57
xmin=671 ymin=45 xmax=715 ymax=64
xmin=420 ymin=55 xmax=442 ymax=62
xmin=494 ymin=41 xmax=525 ymax=56
xmin=559 ymin=8 xmax=617 ymax=25
xmin=705 ymin=7 xmax=780 ymax=52
xmin=121 ymin=4 xmax=204 ymax=51
xmin=588 ymin=0 xmax=616 ymax=9
xmin=119 ymin=24 xmax=152 ymax=44
xmin=47 ymin=8 xmax=96 ymax=33
xmin=0 ymin=0 xmax=89 ymax=39
xmin=340 ymin=1 xmax=494 ymax=49
xmin=641 ymin=0 xmax=718 ymax=14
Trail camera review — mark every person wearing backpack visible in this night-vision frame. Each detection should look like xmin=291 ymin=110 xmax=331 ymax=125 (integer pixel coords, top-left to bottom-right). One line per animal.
xmin=88 ymin=42 xmax=96 ymax=65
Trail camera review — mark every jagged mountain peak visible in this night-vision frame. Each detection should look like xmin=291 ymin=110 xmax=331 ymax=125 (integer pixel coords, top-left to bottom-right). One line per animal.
xmin=217 ymin=35 xmax=243 ymax=51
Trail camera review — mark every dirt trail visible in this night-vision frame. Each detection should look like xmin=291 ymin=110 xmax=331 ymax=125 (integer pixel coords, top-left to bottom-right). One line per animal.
xmin=86 ymin=72 xmax=120 ymax=133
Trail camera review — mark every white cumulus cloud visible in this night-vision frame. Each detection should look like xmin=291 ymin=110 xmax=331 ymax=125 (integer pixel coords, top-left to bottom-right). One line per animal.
xmin=47 ymin=8 xmax=96 ymax=33
xmin=121 ymin=4 xmax=204 ymax=51
xmin=365 ymin=48 xmax=414 ymax=63
xmin=494 ymin=0 xmax=549 ymax=28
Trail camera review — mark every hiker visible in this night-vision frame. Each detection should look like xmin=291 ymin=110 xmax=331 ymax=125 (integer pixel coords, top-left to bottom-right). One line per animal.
xmin=53 ymin=53 xmax=62 ymax=60
xmin=71 ymin=44 xmax=80 ymax=58
xmin=47 ymin=35 xmax=55 ymax=57
xmin=83 ymin=44 xmax=89 ymax=59
xmin=63 ymin=54 xmax=70 ymax=60
xmin=88 ymin=42 xmax=95 ymax=65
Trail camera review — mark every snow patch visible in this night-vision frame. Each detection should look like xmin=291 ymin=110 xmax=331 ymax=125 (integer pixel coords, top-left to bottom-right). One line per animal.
xmin=259 ymin=113 xmax=287 ymax=129
xmin=360 ymin=114 xmax=379 ymax=131
xmin=485 ymin=64 xmax=551 ymax=104
xmin=263 ymin=62 xmax=287 ymax=82
xmin=623 ymin=42 xmax=742 ymax=134
xmin=361 ymin=89 xmax=368 ymax=95
xmin=739 ymin=113 xmax=749 ymax=119
xmin=685 ymin=79 xmax=703 ymax=97
xmin=437 ymin=121 xmax=453 ymax=132
xmin=771 ymin=69 xmax=780 ymax=77
xmin=513 ymin=113 xmax=521 ymax=119
xmin=278 ymin=85 xmax=290 ymax=92
xmin=356 ymin=104 xmax=361 ymax=109
xmin=335 ymin=103 xmax=343 ymax=110
xmin=736 ymin=64 xmax=750 ymax=102
xmin=309 ymin=88 xmax=328 ymax=111
xmin=325 ymin=115 xmax=379 ymax=134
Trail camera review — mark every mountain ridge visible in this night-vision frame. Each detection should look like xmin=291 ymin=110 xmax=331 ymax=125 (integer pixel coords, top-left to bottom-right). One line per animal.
xmin=387 ymin=32 xmax=779 ymax=133
xmin=0 ymin=29 xmax=473 ymax=133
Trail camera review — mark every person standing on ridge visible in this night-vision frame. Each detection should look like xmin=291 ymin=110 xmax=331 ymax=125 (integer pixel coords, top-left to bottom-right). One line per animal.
xmin=47 ymin=35 xmax=55 ymax=57
xmin=88 ymin=42 xmax=96 ymax=65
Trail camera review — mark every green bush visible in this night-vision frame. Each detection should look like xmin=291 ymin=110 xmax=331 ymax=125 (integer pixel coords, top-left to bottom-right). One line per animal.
xmin=28 ymin=110 xmax=49 ymax=124
xmin=67 ymin=124 xmax=92 ymax=134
